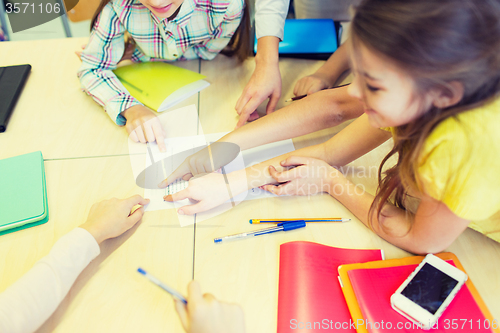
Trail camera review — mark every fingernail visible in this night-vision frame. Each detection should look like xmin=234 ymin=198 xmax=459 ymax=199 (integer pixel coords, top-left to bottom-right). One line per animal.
xmin=178 ymin=209 xmax=184 ymax=215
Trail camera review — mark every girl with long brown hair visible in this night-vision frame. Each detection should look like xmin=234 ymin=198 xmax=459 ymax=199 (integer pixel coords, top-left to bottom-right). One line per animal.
xmin=78 ymin=0 xmax=250 ymax=151
xmin=267 ymin=0 xmax=500 ymax=253
xmin=165 ymin=0 xmax=500 ymax=254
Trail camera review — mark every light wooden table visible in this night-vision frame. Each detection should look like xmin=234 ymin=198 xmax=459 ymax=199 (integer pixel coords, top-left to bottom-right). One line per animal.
xmin=195 ymin=54 xmax=500 ymax=333
xmin=0 ymin=156 xmax=194 ymax=333
xmin=0 ymin=38 xmax=499 ymax=333
xmin=0 ymin=37 xmax=199 ymax=160
xmin=0 ymin=37 xmax=201 ymax=332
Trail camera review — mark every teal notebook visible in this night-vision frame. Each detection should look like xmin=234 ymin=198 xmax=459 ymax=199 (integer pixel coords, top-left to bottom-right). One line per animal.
xmin=0 ymin=151 xmax=49 ymax=236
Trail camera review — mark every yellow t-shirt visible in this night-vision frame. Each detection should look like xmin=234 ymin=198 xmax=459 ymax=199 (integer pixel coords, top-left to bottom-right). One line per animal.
xmin=382 ymin=98 xmax=500 ymax=242
xmin=416 ymin=98 xmax=500 ymax=242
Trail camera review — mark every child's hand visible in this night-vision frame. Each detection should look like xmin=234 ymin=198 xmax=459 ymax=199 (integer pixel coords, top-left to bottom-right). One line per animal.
xmin=158 ymin=142 xmax=240 ymax=188
xmin=122 ymin=105 xmax=166 ymax=152
xmin=293 ymin=72 xmax=334 ymax=97
xmin=164 ymin=172 xmax=240 ymax=215
xmin=80 ymin=195 xmax=150 ymax=244
xmin=235 ymin=60 xmax=282 ymax=128
xmin=261 ymin=156 xmax=341 ymax=196
xmin=158 ymin=146 xmax=214 ymax=188
xmin=75 ymin=43 xmax=87 ymax=60
xmin=175 ymin=281 xmax=246 ymax=333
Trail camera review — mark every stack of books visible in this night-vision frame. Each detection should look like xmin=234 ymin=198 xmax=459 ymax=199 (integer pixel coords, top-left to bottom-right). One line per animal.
xmin=0 ymin=151 xmax=48 ymax=236
xmin=277 ymin=241 xmax=497 ymax=333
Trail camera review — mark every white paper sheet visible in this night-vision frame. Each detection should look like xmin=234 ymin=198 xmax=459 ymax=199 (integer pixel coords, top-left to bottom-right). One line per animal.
xmin=143 ymin=130 xmax=295 ymax=226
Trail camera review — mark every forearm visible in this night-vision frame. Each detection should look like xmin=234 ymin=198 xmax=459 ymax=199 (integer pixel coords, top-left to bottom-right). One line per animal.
xmin=225 ymin=115 xmax=390 ymax=196
xmin=255 ymin=36 xmax=280 ymax=69
xmin=77 ymin=5 xmax=132 ymax=126
xmin=78 ymin=68 xmax=141 ymax=125
xmin=327 ymin=176 xmax=416 ymax=249
xmin=328 ymin=176 xmax=466 ymax=254
xmin=222 ymin=86 xmax=363 ymax=150
xmin=0 ymin=228 xmax=100 ymax=333
xmin=228 ymin=144 xmax=327 ymax=191
xmin=314 ymin=43 xmax=351 ymax=87
xmin=322 ymin=114 xmax=392 ymax=166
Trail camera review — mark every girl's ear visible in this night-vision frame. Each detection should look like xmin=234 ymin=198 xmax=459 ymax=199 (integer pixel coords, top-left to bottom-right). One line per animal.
xmin=431 ymin=81 xmax=464 ymax=109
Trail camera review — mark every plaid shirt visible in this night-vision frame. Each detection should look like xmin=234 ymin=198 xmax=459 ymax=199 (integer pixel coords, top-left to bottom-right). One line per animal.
xmin=77 ymin=0 xmax=244 ymax=125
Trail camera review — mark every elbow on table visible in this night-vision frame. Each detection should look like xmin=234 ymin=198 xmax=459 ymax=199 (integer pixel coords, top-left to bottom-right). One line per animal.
xmin=402 ymin=239 xmax=452 ymax=256
xmin=375 ymin=220 xmax=452 ymax=256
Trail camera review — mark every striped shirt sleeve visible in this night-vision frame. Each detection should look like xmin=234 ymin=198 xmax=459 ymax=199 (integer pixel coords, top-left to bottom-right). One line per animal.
xmin=77 ymin=2 xmax=142 ymax=126
xmin=184 ymin=0 xmax=245 ymax=60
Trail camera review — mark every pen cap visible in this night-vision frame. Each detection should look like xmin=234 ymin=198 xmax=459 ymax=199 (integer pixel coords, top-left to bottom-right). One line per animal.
xmin=280 ymin=220 xmax=306 ymax=231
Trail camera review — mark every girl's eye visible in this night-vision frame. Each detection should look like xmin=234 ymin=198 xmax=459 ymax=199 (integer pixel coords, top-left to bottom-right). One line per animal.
xmin=366 ymin=84 xmax=380 ymax=92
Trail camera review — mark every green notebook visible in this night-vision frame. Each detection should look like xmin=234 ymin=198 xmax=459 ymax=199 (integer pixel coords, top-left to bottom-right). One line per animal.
xmin=113 ymin=62 xmax=209 ymax=112
xmin=0 ymin=151 xmax=49 ymax=236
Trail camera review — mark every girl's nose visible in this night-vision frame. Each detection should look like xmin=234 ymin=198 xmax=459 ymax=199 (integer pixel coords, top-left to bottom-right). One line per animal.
xmin=347 ymin=76 xmax=363 ymax=101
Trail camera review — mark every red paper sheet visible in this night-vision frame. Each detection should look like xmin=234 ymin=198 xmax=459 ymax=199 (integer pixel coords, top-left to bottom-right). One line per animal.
xmin=277 ymin=241 xmax=384 ymax=332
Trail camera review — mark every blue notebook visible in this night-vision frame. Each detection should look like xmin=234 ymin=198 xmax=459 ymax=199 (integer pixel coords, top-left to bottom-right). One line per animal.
xmin=254 ymin=19 xmax=340 ymax=60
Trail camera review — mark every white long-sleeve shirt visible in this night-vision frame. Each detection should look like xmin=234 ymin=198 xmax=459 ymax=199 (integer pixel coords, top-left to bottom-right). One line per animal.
xmin=255 ymin=0 xmax=290 ymax=40
xmin=0 ymin=228 xmax=100 ymax=333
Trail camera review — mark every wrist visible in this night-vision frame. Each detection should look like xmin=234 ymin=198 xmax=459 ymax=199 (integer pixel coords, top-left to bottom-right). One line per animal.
xmin=121 ymin=105 xmax=138 ymax=119
xmin=255 ymin=36 xmax=279 ymax=66
xmin=255 ymin=53 xmax=279 ymax=67
xmin=122 ymin=104 xmax=147 ymax=120
xmin=227 ymin=169 xmax=250 ymax=195
xmin=326 ymin=170 xmax=349 ymax=197
xmin=80 ymin=222 xmax=106 ymax=244
xmin=314 ymin=67 xmax=337 ymax=88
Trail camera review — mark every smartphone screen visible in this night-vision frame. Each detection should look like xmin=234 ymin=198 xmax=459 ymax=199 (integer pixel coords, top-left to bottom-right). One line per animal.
xmin=401 ymin=263 xmax=459 ymax=314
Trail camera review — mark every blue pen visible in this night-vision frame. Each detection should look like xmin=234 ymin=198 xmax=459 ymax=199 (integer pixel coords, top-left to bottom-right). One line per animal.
xmin=137 ymin=268 xmax=187 ymax=304
xmin=214 ymin=220 xmax=306 ymax=243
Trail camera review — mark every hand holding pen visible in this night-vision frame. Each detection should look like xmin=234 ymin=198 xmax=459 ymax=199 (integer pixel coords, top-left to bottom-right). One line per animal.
xmin=286 ymin=83 xmax=351 ymax=102
xmin=137 ymin=270 xmax=246 ymax=333
xmin=175 ymin=281 xmax=246 ymax=333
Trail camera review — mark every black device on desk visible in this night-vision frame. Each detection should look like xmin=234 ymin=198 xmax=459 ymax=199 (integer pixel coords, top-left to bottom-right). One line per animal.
xmin=0 ymin=64 xmax=32 ymax=133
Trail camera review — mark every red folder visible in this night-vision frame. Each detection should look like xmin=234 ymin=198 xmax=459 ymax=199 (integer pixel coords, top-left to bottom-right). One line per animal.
xmin=341 ymin=254 xmax=497 ymax=333
xmin=277 ymin=241 xmax=384 ymax=333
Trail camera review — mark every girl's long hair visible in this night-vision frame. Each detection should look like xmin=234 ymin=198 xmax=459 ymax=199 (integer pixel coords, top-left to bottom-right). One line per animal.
xmin=90 ymin=0 xmax=251 ymax=62
xmin=351 ymin=0 xmax=500 ymax=228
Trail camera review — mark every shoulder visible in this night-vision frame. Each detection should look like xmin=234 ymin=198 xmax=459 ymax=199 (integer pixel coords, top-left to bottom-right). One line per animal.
xmin=416 ymin=98 xmax=500 ymax=220
xmin=422 ymin=97 xmax=500 ymax=162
